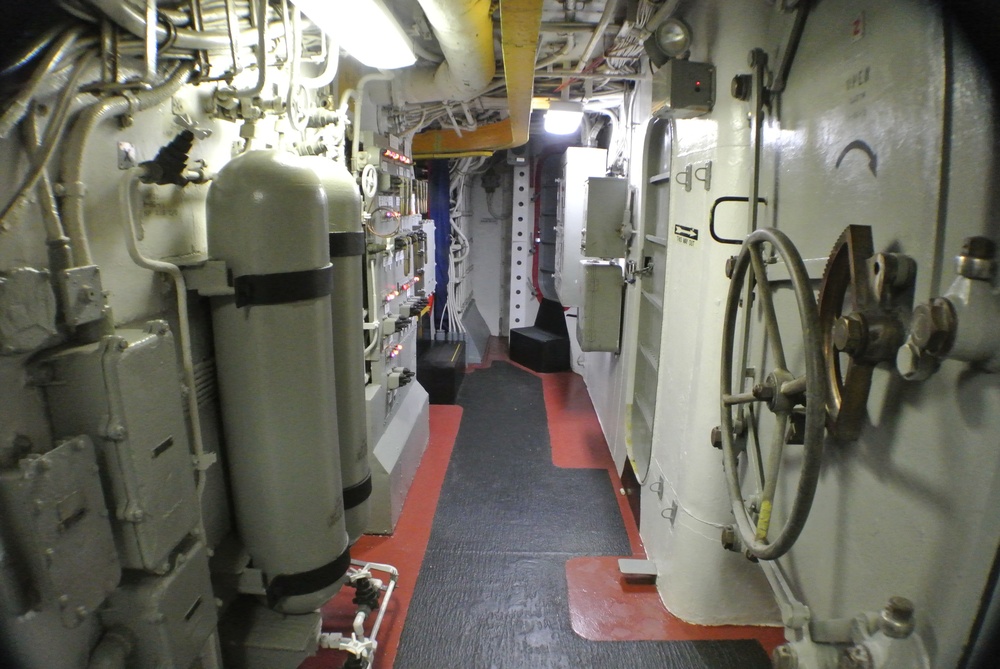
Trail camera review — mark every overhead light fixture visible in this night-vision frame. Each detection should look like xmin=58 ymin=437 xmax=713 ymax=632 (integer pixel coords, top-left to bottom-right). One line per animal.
xmin=544 ymin=100 xmax=584 ymax=135
xmin=644 ymin=18 xmax=692 ymax=68
xmin=293 ymin=0 xmax=416 ymax=70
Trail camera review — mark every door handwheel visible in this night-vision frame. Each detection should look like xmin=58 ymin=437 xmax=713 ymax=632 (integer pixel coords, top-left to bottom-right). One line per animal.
xmin=720 ymin=227 xmax=827 ymax=560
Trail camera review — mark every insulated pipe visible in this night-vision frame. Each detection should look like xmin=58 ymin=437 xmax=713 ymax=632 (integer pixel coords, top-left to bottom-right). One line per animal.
xmin=59 ymin=63 xmax=195 ymax=266
xmin=394 ymin=0 xmax=495 ymax=103
xmin=206 ymin=151 xmax=349 ymax=614
xmin=301 ymin=156 xmax=371 ymax=544
xmin=574 ymin=0 xmax=620 ymax=73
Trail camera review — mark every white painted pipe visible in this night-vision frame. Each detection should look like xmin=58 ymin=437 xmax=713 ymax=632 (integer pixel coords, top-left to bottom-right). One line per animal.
xmin=120 ymin=172 xmax=210 ymax=502
xmin=60 ymin=63 xmax=195 ymax=266
xmin=394 ymin=0 xmax=495 ymax=103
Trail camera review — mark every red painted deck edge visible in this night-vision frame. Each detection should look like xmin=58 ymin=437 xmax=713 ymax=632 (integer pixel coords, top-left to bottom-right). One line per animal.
xmin=302 ymin=405 xmax=463 ymax=669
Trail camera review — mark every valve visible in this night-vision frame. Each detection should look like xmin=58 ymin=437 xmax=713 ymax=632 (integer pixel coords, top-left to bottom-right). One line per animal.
xmin=897 ymin=236 xmax=1000 ymax=379
xmin=818 ymin=226 xmax=915 ymax=440
xmin=720 ymin=228 xmax=826 ymax=560
xmin=387 ymin=367 xmax=415 ymax=390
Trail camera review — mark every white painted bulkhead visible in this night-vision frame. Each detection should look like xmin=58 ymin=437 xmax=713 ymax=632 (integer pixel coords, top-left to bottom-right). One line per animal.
xmin=575 ymin=0 xmax=1000 ymax=664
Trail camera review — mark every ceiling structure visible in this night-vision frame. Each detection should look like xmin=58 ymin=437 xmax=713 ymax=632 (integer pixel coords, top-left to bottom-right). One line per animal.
xmin=387 ymin=0 xmax=677 ymax=157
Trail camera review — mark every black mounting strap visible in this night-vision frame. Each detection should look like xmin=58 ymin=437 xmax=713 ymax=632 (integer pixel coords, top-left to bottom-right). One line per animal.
xmin=343 ymin=475 xmax=373 ymax=510
xmin=265 ymin=547 xmax=351 ymax=607
xmin=329 ymin=231 xmax=366 ymax=258
xmin=233 ymin=264 xmax=333 ymax=308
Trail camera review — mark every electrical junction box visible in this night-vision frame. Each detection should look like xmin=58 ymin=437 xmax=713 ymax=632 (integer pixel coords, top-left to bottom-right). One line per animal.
xmin=582 ymin=177 xmax=629 ymax=258
xmin=0 ymin=435 xmax=120 ymax=628
xmin=555 ymin=147 xmax=607 ymax=307
xmin=577 ymin=260 xmax=624 ymax=352
xmin=101 ymin=539 xmax=217 ymax=669
xmin=31 ymin=322 xmax=200 ymax=573
xmin=651 ymin=59 xmax=716 ymax=119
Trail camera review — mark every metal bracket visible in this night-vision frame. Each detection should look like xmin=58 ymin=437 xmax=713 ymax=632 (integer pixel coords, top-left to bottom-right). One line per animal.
xmin=182 ymin=260 xmax=234 ymax=297
xmin=237 ymin=567 xmax=267 ymax=596
xmin=661 ymin=499 xmax=679 ymax=524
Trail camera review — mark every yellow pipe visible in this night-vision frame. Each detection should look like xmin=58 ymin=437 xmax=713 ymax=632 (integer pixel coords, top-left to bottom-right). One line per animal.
xmin=412 ymin=0 xmax=542 ymax=158
xmin=499 ymin=0 xmax=543 ymax=149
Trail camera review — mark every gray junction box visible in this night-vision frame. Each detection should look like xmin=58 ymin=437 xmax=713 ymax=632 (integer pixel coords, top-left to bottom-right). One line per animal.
xmin=651 ymin=59 xmax=716 ymax=119
xmin=31 ymin=322 xmax=201 ymax=573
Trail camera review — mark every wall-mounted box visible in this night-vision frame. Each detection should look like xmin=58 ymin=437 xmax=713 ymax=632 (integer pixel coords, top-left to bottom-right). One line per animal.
xmin=102 ymin=539 xmax=217 ymax=668
xmin=32 ymin=322 xmax=200 ymax=573
xmin=555 ymin=147 xmax=607 ymax=307
xmin=0 ymin=436 xmax=120 ymax=627
xmin=577 ymin=261 xmax=624 ymax=352
xmin=583 ymin=177 xmax=629 ymax=258
xmin=651 ymin=60 xmax=716 ymax=119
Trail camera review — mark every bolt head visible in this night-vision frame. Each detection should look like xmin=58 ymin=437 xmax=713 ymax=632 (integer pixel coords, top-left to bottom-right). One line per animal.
xmin=839 ymin=644 xmax=873 ymax=669
xmin=833 ymin=313 xmax=867 ymax=355
xmin=772 ymin=644 xmax=798 ymax=669
xmin=721 ymin=525 xmax=738 ymax=551
xmin=752 ymin=383 xmax=774 ymax=402
xmin=910 ymin=298 xmax=956 ymax=355
xmin=710 ymin=426 xmax=723 ymax=449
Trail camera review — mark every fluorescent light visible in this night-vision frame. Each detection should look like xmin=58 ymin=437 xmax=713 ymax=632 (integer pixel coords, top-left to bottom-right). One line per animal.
xmin=544 ymin=100 xmax=584 ymax=135
xmin=293 ymin=0 xmax=416 ymax=70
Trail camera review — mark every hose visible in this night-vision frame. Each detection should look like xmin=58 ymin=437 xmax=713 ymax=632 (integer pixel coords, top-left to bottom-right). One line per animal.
xmin=0 ymin=23 xmax=66 ymax=77
xmin=0 ymin=51 xmax=96 ymax=227
xmin=59 ymin=62 xmax=195 ymax=265
xmin=0 ymin=25 xmax=85 ymax=138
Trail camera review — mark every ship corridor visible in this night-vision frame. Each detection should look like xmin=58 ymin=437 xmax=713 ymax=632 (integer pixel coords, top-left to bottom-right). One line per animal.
xmin=5 ymin=2 xmax=1000 ymax=668
xmin=302 ymin=339 xmax=783 ymax=669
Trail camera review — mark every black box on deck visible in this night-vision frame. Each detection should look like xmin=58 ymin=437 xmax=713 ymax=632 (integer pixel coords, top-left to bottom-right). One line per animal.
xmin=417 ymin=339 xmax=466 ymax=404
xmin=509 ymin=326 xmax=570 ymax=373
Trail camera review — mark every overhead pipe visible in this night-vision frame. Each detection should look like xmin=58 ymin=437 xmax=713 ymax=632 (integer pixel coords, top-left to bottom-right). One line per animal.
xmin=412 ymin=0 xmax=542 ymax=157
xmin=574 ymin=0 xmax=620 ymax=73
xmin=87 ymin=0 xmax=256 ymax=51
xmin=393 ymin=0 xmax=495 ymax=103
xmin=59 ymin=63 xmax=195 ymax=266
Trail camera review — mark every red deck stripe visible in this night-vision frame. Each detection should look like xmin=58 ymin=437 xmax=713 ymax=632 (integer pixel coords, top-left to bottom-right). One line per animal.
xmin=542 ymin=368 xmax=784 ymax=655
xmin=302 ymin=405 xmax=463 ymax=669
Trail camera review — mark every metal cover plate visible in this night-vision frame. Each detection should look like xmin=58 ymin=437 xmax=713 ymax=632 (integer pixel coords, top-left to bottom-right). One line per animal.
xmin=0 ymin=436 xmax=120 ymax=627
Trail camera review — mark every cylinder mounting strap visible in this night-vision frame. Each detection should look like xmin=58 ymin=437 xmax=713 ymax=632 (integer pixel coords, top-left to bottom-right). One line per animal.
xmin=329 ymin=231 xmax=366 ymax=258
xmin=265 ymin=547 xmax=351 ymax=606
xmin=343 ymin=475 xmax=373 ymax=510
xmin=233 ymin=264 xmax=333 ymax=307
